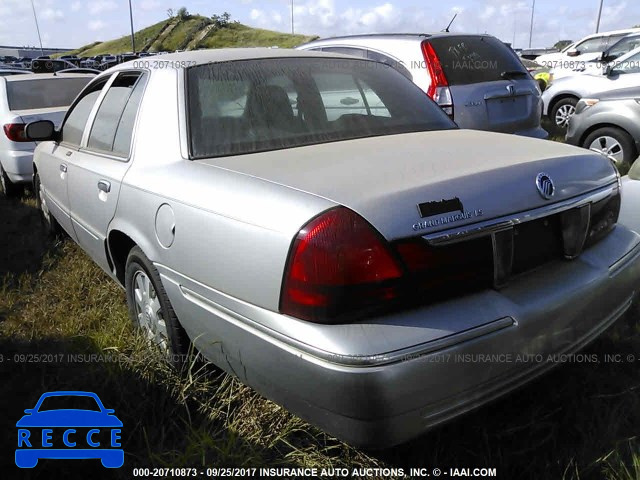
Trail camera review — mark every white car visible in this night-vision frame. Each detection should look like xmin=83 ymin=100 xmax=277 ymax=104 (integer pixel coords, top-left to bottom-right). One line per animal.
xmin=542 ymin=49 xmax=640 ymax=130
xmin=0 ymin=73 xmax=93 ymax=196
xmin=537 ymin=28 xmax=640 ymax=79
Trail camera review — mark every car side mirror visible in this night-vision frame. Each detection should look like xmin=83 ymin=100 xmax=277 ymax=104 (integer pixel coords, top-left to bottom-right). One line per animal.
xmin=105 ymin=409 xmax=115 ymax=414
xmin=566 ymin=49 xmax=580 ymax=57
xmin=24 ymin=409 xmax=33 ymax=414
xmin=25 ymin=120 xmax=57 ymax=141
xmin=604 ymin=64 xmax=613 ymax=76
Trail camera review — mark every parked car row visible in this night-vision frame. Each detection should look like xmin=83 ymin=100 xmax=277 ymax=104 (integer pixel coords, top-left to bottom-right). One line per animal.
xmin=4 ymin=46 xmax=638 ymax=449
xmin=0 ymin=50 xmax=170 ymax=73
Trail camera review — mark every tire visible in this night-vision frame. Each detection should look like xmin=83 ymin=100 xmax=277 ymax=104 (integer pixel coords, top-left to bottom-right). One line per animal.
xmin=550 ymin=97 xmax=578 ymax=131
xmin=0 ymin=164 xmax=23 ymax=198
xmin=125 ymin=246 xmax=190 ymax=367
xmin=34 ymin=172 xmax=62 ymax=237
xmin=583 ymin=126 xmax=638 ymax=171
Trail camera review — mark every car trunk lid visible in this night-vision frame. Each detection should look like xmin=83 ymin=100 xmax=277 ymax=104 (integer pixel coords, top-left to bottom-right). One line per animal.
xmin=200 ymin=129 xmax=617 ymax=241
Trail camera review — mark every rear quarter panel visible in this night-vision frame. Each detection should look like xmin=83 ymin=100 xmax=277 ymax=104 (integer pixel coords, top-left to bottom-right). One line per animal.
xmin=109 ymin=67 xmax=336 ymax=312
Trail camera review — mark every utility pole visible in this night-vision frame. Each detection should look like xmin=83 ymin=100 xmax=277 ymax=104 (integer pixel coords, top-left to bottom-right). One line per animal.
xmin=291 ymin=0 xmax=294 ymax=35
xmin=528 ymin=0 xmax=536 ymax=48
xmin=30 ymin=0 xmax=44 ymax=55
xmin=128 ymin=0 xmax=136 ymax=53
xmin=595 ymin=0 xmax=604 ymax=33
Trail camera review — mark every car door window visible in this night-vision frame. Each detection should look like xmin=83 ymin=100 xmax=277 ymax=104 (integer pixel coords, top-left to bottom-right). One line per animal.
xmin=321 ymin=47 xmax=367 ymax=58
xmin=87 ymin=72 xmax=144 ymax=155
xmin=61 ymin=79 xmax=109 ymax=146
xmin=366 ymin=50 xmax=413 ymax=80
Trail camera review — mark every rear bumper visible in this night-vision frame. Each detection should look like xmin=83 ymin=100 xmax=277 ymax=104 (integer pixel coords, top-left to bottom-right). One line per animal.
xmin=1 ymin=149 xmax=33 ymax=183
xmin=160 ymin=225 xmax=640 ymax=448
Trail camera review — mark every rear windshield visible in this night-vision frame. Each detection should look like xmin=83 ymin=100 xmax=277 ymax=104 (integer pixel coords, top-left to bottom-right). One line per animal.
xmin=6 ymin=77 xmax=91 ymax=111
xmin=187 ymin=57 xmax=456 ymax=159
xmin=428 ymin=36 xmax=528 ymax=85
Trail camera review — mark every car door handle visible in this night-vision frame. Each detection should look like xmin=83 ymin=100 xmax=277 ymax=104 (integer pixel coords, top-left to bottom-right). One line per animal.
xmin=60 ymin=164 xmax=67 ymax=173
xmin=97 ymin=180 xmax=111 ymax=193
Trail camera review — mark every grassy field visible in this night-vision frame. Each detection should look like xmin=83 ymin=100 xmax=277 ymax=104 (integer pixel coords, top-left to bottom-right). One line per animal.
xmin=55 ymin=16 xmax=317 ymax=58
xmin=1 ymin=182 xmax=639 ymax=479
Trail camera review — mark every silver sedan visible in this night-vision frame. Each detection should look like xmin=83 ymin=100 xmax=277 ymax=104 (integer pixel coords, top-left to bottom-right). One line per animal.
xmin=27 ymin=49 xmax=640 ymax=448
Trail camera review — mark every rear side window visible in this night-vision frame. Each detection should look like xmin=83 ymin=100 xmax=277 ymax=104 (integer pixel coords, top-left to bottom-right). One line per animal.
xmin=320 ymin=47 xmax=412 ymax=80
xmin=87 ymin=72 xmax=146 ymax=156
xmin=428 ymin=36 xmax=528 ymax=85
xmin=6 ymin=77 xmax=92 ymax=110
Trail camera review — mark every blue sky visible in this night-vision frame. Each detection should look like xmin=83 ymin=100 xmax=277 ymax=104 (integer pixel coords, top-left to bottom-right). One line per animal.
xmin=0 ymin=0 xmax=637 ymax=50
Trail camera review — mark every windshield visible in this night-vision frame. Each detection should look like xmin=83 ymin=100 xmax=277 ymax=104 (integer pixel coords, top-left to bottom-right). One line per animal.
xmin=606 ymin=36 xmax=640 ymax=60
xmin=7 ymin=77 xmax=91 ymax=110
xmin=187 ymin=57 xmax=456 ymax=159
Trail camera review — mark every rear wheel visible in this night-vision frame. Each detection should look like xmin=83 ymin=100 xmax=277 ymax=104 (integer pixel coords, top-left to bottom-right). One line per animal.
xmin=0 ymin=164 xmax=23 ymax=197
xmin=550 ymin=97 xmax=578 ymax=131
xmin=583 ymin=126 xmax=637 ymax=171
xmin=125 ymin=246 xmax=190 ymax=367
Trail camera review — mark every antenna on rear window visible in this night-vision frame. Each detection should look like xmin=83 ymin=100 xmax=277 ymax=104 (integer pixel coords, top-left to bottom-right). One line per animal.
xmin=442 ymin=13 xmax=458 ymax=32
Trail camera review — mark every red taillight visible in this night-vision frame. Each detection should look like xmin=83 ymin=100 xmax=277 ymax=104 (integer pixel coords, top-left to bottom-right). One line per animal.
xmin=3 ymin=123 xmax=28 ymax=142
xmin=421 ymin=41 xmax=454 ymax=118
xmin=280 ymin=207 xmax=403 ymax=323
xmin=421 ymin=41 xmax=448 ymax=97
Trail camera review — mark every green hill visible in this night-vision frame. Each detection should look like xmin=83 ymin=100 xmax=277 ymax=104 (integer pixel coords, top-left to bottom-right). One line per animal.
xmin=61 ymin=15 xmax=317 ymax=57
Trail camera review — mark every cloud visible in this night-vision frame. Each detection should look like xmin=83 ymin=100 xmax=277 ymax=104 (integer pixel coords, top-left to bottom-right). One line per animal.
xmin=71 ymin=1 xmax=81 ymax=12
xmin=140 ymin=0 xmax=161 ymax=11
xmin=88 ymin=20 xmax=107 ymax=31
xmin=88 ymin=1 xmax=117 ymax=15
xmin=41 ymin=8 xmax=64 ymax=21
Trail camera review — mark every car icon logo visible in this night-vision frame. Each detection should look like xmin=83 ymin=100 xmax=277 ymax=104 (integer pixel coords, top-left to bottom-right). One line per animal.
xmin=536 ymin=172 xmax=555 ymax=200
xmin=15 ymin=391 xmax=124 ymax=469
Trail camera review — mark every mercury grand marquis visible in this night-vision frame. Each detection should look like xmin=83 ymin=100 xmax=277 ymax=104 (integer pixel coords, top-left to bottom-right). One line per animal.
xmin=26 ymin=49 xmax=640 ymax=448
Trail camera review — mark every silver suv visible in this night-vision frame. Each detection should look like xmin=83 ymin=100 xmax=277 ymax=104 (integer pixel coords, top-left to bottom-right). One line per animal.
xmin=298 ymin=33 xmax=546 ymax=138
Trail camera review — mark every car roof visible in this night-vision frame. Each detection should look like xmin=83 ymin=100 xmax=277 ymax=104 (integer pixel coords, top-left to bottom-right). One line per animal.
xmin=578 ymin=28 xmax=640 ymax=41
xmin=110 ymin=47 xmax=360 ymax=72
xmin=303 ymin=32 xmax=496 ymax=44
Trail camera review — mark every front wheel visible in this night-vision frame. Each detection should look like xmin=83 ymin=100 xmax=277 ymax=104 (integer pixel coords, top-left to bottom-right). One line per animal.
xmin=583 ymin=127 xmax=638 ymax=171
xmin=125 ymin=246 xmax=190 ymax=367
xmin=550 ymin=97 xmax=578 ymax=131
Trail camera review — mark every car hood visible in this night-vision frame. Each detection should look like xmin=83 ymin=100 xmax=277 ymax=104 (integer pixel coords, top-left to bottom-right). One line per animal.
xmin=16 ymin=410 xmax=123 ymax=427
xmin=201 ymin=130 xmax=617 ymax=240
